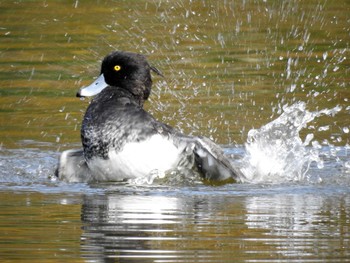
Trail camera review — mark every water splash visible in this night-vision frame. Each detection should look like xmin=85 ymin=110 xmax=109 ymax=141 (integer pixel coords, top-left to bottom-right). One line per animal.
xmin=241 ymin=101 xmax=342 ymax=183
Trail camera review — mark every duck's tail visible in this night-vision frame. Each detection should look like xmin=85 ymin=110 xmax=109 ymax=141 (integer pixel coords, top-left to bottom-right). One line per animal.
xmin=55 ymin=149 xmax=92 ymax=183
xmin=192 ymin=136 xmax=245 ymax=183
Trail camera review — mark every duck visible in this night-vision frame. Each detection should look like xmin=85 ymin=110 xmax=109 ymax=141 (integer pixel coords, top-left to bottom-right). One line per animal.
xmin=56 ymin=51 xmax=244 ymax=183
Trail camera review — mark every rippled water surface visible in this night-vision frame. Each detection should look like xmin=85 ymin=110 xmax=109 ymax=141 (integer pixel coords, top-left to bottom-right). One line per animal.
xmin=0 ymin=0 xmax=349 ymax=262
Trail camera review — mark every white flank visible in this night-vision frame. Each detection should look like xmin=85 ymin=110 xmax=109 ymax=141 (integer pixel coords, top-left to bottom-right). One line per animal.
xmin=88 ymin=134 xmax=183 ymax=181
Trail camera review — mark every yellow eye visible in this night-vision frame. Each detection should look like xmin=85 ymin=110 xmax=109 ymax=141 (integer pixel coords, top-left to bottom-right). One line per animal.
xmin=114 ymin=65 xmax=121 ymax=71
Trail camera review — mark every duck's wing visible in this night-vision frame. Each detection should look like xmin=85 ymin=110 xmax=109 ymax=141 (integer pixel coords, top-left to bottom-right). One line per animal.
xmin=190 ymin=136 xmax=245 ymax=183
xmin=55 ymin=149 xmax=92 ymax=183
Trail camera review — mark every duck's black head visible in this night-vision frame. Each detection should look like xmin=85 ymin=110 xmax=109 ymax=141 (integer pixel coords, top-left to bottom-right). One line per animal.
xmin=77 ymin=51 xmax=162 ymax=106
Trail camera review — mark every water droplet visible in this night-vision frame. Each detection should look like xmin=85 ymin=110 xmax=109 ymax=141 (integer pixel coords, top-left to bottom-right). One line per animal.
xmin=323 ymin=52 xmax=328 ymax=60
xmin=318 ymin=125 xmax=330 ymax=131
xmin=304 ymin=133 xmax=314 ymax=145
xmin=344 ymin=161 xmax=350 ymax=169
xmin=317 ymin=161 xmax=324 ymax=169
xmin=290 ymin=84 xmax=296 ymax=92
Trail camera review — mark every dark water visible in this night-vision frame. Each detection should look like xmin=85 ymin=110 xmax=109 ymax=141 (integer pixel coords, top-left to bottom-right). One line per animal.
xmin=0 ymin=0 xmax=350 ymax=262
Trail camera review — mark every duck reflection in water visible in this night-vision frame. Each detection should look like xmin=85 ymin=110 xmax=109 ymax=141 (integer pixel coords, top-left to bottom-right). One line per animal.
xmin=81 ymin=193 xmax=181 ymax=261
xmin=80 ymin=191 xmax=232 ymax=262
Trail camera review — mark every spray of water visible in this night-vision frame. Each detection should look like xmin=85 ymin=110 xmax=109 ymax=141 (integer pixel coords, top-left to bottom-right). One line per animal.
xmin=241 ymin=101 xmax=342 ymax=183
